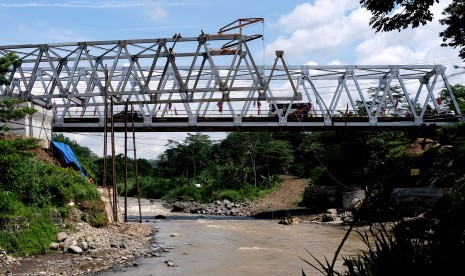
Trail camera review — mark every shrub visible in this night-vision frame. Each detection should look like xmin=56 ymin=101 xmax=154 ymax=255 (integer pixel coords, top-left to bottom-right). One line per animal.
xmin=309 ymin=166 xmax=326 ymax=185
xmin=213 ymin=189 xmax=242 ymax=202
xmin=0 ymin=208 xmax=58 ymax=256
xmin=0 ymin=191 xmax=24 ymax=216
xmin=77 ymin=200 xmax=108 ymax=228
xmin=164 ymin=184 xmax=203 ymax=202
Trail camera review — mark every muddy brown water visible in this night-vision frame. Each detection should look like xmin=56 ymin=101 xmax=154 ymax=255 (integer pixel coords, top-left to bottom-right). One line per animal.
xmin=100 ymin=198 xmax=367 ymax=276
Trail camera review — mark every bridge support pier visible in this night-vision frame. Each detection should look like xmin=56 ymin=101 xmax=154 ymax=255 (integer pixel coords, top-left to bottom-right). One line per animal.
xmin=5 ymin=102 xmax=53 ymax=148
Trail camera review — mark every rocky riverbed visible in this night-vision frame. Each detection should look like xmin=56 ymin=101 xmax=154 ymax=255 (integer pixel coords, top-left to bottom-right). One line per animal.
xmin=0 ymin=220 xmax=163 ymax=276
xmin=0 ymin=176 xmax=353 ymax=275
xmin=167 ymin=199 xmax=355 ymax=225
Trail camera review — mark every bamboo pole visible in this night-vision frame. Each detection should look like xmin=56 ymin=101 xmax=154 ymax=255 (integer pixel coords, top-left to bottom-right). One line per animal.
xmin=124 ymin=101 xmax=128 ymax=222
xmin=103 ymin=65 xmax=114 ymax=222
xmin=131 ymin=104 xmax=142 ymax=223
xmin=111 ymin=99 xmax=118 ymax=222
xmin=103 ymin=65 xmax=108 ymax=188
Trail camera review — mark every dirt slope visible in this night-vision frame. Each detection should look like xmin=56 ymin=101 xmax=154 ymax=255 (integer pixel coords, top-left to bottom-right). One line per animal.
xmin=250 ymin=175 xmax=316 ymax=219
xmin=255 ymin=175 xmax=308 ymax=210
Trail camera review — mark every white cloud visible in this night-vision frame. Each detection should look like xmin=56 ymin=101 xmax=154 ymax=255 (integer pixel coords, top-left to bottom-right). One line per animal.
xmin=16 ymin=22 xmax=88 ymax=43
xmin=147 ymin=4 xmax=168 ymax=21
xmin=305 ymin=61 xmax=318 ymax=66
xmin=274 ymin=0 xmax=359 ymax=32
xmin=329 ymin=59 xmax=342 ymax=65
xmin=264 ymin=0 xmax=373 ymax=62
xmin=353 ymin=0 xmax=463 ymax=66
xmin=264 ymin=0 xmax=465 ymax=70
xmin=357 ymin=44 xmax=425 ymax=65
xmin=0 ymin=1 xmax=199 ymax=9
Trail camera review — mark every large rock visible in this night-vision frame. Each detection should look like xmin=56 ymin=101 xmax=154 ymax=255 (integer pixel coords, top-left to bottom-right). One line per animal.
xmin=171 ymin=202 xmax=189 ymax=212
xmin=56 ymin=231 xmax=68 ymax=242
xmin=77 ymin=241 xmax=88 ymax=251
xmin=62 ymin=237 xmax=76 ymax=252
xmin=67 ymin=245 xmax=83 ymax=254
xmin=390 ymin=188 xmax=452 ymax=215
xmin=49 ymin=242 xmax=60 ymax=250
xmin=343 ymin=190 xmax=366 ymax=210
xmin=301 ymin=186 xmax=344 ymax=209
xmin=278 ymin=216 xmax=300 ymax=225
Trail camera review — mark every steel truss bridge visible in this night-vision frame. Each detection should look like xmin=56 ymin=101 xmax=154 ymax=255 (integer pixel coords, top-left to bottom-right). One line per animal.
xmin=0 ymin=19 xmax=463 ymax=133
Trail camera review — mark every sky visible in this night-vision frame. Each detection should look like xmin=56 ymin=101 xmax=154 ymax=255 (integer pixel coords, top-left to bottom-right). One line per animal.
xmin=1 ymin=0 xmax=464 ymax=160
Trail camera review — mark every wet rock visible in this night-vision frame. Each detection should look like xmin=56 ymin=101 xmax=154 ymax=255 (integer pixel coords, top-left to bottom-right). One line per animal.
xmin=67 ymin=245 xmax=83 ymax=254
xmin=322 ymin=208 xmax=338 ymax=222
xmin=165 ymin=259 xmax=175 ymax=267
xmin=278 ymin=216 xmax=301 ymax=225
xmin=172 ymin=202 xmax=189 ymax=212
xmin=150 ymin=246 xmax=163 ymax=253
xmin=155 ymin=215 xmax=166 ymax=219
xmin=62 ymin=237 xmax=76 ymax=252
xmin=77 ymin=241 xmax=88 ymax=251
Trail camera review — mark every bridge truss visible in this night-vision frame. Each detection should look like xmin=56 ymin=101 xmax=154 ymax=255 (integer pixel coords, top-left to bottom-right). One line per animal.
xmin=0 ymin=23 xmax=463 ymax=132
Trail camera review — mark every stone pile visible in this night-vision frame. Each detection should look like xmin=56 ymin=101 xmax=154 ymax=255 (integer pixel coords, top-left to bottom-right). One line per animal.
xmin=0 ymin=222 xmax=166 ymax=275
xmin=0 ymin=248 xmax=16 ymax=266
xmin=50 ymin=231 xmax=89 ymax=254
xmin=170 ymin=199 xmax=256 ymax=216
xmin=169 ymin=200 xmax=355 ymax=226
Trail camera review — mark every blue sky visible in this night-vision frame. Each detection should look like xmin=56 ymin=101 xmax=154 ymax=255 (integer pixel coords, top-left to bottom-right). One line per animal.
xmin=1 ymin=0 xmax=464 ymax=159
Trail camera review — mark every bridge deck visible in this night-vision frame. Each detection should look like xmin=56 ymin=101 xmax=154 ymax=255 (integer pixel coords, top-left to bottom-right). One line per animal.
xmin=53 ymin=115 xmax=462 ymax=132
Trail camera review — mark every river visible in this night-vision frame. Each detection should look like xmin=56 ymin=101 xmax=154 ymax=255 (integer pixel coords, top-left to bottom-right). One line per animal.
xmin=99 ymin=197 xmax=367 ymax=276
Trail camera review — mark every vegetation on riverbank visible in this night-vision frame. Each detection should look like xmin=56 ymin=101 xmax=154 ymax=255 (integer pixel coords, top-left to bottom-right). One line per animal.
xmin=0 ymin=54 xmax=108 ymax=257
xmin=302 ymin=122 xmax=465 ymax=275
xmin=0 ymin=135 xmax=107 ymax=257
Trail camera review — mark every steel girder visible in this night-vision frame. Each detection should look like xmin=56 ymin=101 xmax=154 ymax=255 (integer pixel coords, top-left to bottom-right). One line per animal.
xmin=0 ymin=35 xmax=463 ymax=132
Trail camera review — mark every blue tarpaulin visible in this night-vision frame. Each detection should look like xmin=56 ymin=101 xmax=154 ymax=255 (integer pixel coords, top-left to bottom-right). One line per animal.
xmin=51 ymin=141 xmax=87 ymax=177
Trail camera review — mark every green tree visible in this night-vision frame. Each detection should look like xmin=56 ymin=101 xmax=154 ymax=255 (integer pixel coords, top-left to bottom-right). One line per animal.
xmin=218 ymin=132 xmax=273 ymax=188
xmin=360 ymin=85 xmax=406 ymax=116
xmin=298 ymin=130 xmax=411 ymax=188
xmin=157 ymin=133 xmax=213 ymax=179
xmin=0 ymin=52 xmax=21 ymax=86
xmin=439 ymin=0 xmax=465 ymax=59
xmin=360 ymin=0 xmax=465 ymax=60
xmin=0 ymin=52 xmax=36 ymax=132
xmin=260 ymin=139 xmax=294 ymax=176
xmin=439 ymin=83 xmax=465 ymax=113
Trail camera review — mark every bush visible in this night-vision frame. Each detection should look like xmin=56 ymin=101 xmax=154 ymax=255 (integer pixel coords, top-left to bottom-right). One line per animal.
xmin=0 ymin=207 xmax=58 ymax=256
xmin=79 ymin=200 xmax=108 ymax=228
xmin=309 ymin=166 xmax=326 ymax=185
xmin=213 ymin=189 xmax=242 ymax=202
xmin=164 ymin=184 xmax=203 ymax=202
xmin=140 ymin=177 xmax=173 ymax=199
xmin=0 ymin=191 xmax=24 ymax=216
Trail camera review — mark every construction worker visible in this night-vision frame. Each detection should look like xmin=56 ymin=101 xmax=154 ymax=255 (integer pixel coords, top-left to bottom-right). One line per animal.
xmin=168 ymin=47 xmax=175 ymax=61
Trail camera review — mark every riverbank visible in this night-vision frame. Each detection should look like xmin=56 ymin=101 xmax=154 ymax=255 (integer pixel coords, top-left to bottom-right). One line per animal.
xmin=166 ymin=175 xmax=349 ymax=224
xmin=0 ymin=175 xmax=331 ymax=275
xmin=0 ymin=220 xmax=158 ymax=276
